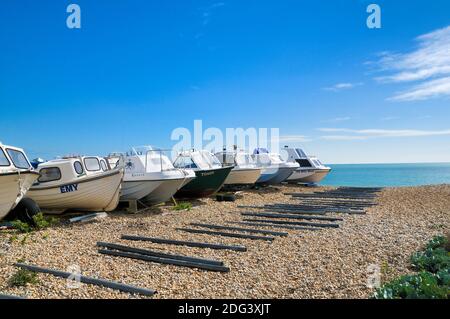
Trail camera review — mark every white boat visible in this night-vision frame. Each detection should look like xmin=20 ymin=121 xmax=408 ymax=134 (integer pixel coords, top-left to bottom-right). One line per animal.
xmin=283 ymin=147 xmax=331 ymax=184
xmin=28 ymin=156 xmax=124 ymax=214
xmin=107 ymin=146 xmax=196 ymax=204
xmin=0 ymin=143 xmax=40 ymax=220
xmin=252 ymin=148 xmax=299 ymax=184
xmin=215 ymin=148 xmax=261 ymax=186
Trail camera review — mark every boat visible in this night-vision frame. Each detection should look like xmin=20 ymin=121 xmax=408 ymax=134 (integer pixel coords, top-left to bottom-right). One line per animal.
xmin=173 ymin=150 xmax=233 ymax=198
xmin=283 ymin=146 xmax=331 ymax=184
xmin=252 ymin=148 xmax=299 ymax=184
xmin=107 ymin=146 xmax=196 ymax=204
xmin=0 ymin=143 xmax=40 ymax=221
xmin=28 ymin=156 xmax=124 ymax=214
xmin=215 ymin=147 xmax=261 ymax=186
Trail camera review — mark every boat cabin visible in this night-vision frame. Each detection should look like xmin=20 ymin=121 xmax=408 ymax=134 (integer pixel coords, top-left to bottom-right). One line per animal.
xmin=0 ymin=143 xmax=33 ymax=174
xmin=252 ymin=148 xmax=285 ymax=166
xmin=215 ymin=150 xmax=256 ymax=168
xmin=173 ymin=150 xmax=222 ymax=171
xmin=34 ymin=156 xmax=111 ymax=186
xmin=109 ymin=146 xmax=175 ymax=174
xmin=283 ymin=146 xmax=327 ymax=169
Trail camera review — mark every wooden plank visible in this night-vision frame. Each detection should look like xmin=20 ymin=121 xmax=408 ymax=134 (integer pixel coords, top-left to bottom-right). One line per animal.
xmin=121 ymin=235 xmax=247 ymax=252
xmin=177 ymin=228 xmax=274 ymax=241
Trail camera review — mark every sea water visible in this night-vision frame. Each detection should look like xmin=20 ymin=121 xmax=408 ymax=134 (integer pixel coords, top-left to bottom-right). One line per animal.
xmin=321 ymin=163 xmax=450 ymax=187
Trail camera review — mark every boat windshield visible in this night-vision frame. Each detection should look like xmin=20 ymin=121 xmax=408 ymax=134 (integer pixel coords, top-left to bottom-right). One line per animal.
xmin=269 ymin=154 xmax=284 ymax=164
xmin=130 ymin=146 xmax=154 ymax=156
xmin=216 ymin=152 xmax=235 ymax=166
xmin=199 ymin=151 xmax=222 ymax=168
xmin=173 ymin=156 xmax=198 ymax=169
xmin=295 ymin=148 xmax=308 ymax=158
xmin=6 ymin=149 xmax=30 ymax=169
xmin=190 ymin=152 xmax=213 ymax=169
xmin=253 ymin=153 xmax=272 ymax=166
xmin=146 ymin=153 xmax=174 ymax=172
xmin=312 ymin=159 xmax=322 ymax=167
xmin=0 ymin=148 xmax=10 ymax=166
xmin=235 ymin=153 xmax=254 ymax=166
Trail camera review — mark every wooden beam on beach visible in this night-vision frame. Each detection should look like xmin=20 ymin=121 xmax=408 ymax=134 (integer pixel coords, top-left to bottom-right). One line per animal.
xmin=0 ymin=294 xmax=25 ymax=299
xmin=274 ymin=208 xmax=366 ymax=215
xmin=286 ymin=192 xmax=377 ymax=198
xmin=241 ymin=212 xmax=343 ymax=222
xmin=98 ymin=249 xmax=230 ymax=273
xmin=292 ymin=200 xmax=375 ymax=204
xmin=290 ymin=195 xmax=376 ymax=201
xmin=266 ymin=204 xmax=367 ymax=211
xmin=190 ymin=223 xmax=288 ymax=237
xmin=264 ymin=205 xmax=367 ymax=215
xmin=238 ymin=205 xmax=328 ymax=215
xmin=121 ymin=235 xmax=247 ymax=252
xmin=15 ymin=263 xmax=156 ymax=297
xmin=97 ymin=242 xmax=223 ymax=266
xmin=228 ymin=221 xmax=320 ymax=231
xmin=177 ymin=227 xmax=275 ymax=241
xmin=241 ymin=218 xmax=340 ymax=229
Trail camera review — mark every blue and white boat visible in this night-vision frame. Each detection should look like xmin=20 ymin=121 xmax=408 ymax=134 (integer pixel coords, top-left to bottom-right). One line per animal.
xmin=252 ymin=148 xmax=299 ymax=184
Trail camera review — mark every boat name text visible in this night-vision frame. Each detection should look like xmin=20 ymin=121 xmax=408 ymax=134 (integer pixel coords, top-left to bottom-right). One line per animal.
xmin=60 ymin=184 xmax=79 ymax=194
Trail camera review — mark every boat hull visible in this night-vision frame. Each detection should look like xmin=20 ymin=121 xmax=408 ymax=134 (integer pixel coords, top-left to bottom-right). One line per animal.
xmin=142 ymin=178 xmax=186 ymax=204
xmin=268 ymin=167 xmax=299 ymax=184
xmin=0 ymin=171 xmax=39 ymax=220
xmin=256 ymin=170 xmax=279 ymax=184
xmin=120 ymin=180 xmax=163 ymax=201
xmin=286 ymin=169 xmax=316 ymax=183
xmin=224 ymin=168 xmax=261 ymax=185
xmin=257 ymin=167 xmax=298 ymax=185
xmin=28 ymin=170 xmax=123 ymax=214
xmin=175 ymin=166 xmax=233 ymax=198
xmin=295 ymin=168 xmax=331 ymax=184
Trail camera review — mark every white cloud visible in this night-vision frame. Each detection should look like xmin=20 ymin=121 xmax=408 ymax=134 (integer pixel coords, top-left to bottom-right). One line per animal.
xmin=323 ymin=117 xmax=351 ymax=123
xmin=389 ymin=76 xmax=450 ymax=101
xmin=323 ymin=82 xmax=363 ymax=92
xmin=318 ymin=128 xmax=450 ymax=140
xmin=373 ymin=25 xmax=450 ymax=101
xmin=277 ymin=135 xmax=312 ymax=143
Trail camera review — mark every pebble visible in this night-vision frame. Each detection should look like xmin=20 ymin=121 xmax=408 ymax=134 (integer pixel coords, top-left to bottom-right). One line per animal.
xmin=0 ymin=184 xmax=448 ymax=299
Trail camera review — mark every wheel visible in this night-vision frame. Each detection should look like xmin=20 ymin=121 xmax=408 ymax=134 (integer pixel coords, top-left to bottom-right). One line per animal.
xmin=216 ymin=194 xmax=224 ymax=202
xmin=7 ymin=198 xmax=40 ymax=226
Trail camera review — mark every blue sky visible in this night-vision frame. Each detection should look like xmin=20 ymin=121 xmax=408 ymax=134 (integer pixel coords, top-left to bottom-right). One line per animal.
xmin=0 ymin=0 xmax=449 ymax=163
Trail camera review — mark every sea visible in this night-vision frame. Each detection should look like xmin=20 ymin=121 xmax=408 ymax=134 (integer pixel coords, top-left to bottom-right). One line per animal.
xmin=321 ymin=163 xmax=450 ymax=187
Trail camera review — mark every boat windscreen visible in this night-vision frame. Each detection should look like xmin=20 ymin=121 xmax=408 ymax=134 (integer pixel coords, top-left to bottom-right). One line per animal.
xmin=173 ymin=156 xmax=198 ymax=169
xmin=295 ymin=148 xmax=307 ymax=158
xmin=216 ymin=152 xmax=235 ymax=165
xmin=6 ymin=149 xmax=30 ymax=169
xmin=0 ymin=148 xmax=10 ymax=166
xmin=312 ymin=159 xmax=322 ymax=167
xmin=146 ymin=153 xmax=174 ymax=172
xmin=254 ymin=153 xmax=271 ymax=166
xmin=200 ymin=151 xmax=222 ymax=169
xmin=235 ymin=153 xmax=254 ymax=166
xmin=269 ymin=154 xmax=284 ymax=164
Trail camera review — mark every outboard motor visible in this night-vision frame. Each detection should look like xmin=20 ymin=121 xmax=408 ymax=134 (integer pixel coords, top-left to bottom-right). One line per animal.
xmin=253 ymin=148 xmax=269 ymax=155
xmin=30 ymin=158 xmax=45 ymax=169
